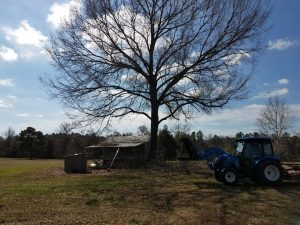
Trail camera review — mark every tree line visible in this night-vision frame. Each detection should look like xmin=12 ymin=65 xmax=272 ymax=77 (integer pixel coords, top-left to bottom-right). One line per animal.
xmin=157 ymin=125 xmax=300 ymax=161
xmin=1 ymin=124 xmax=299 ymax=161
xmin=0 ymin=125 xmax=102 ymax=159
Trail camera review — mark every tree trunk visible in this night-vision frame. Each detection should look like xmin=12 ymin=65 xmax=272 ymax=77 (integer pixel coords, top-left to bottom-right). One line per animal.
xmin=148 ymin=105 xmax=159 ymax=161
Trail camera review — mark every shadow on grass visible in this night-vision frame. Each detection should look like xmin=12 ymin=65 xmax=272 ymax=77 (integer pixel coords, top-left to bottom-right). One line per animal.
xmin=194 ymin=178 xmax=300 ymax=199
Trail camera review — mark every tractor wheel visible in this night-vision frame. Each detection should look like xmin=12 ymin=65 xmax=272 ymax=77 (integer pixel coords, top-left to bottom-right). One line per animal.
xmin=257 ymin=160 xmax=283 ymax=185
xmin=222 ymin=168 xmax=239 ymax=186
xmin=214 ymin=170 xmax=223 ymax=182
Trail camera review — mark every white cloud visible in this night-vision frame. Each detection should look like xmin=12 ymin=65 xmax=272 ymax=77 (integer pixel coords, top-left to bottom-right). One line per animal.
xmin=108 ymin=104 xmax=265 ymax=136
xmin=0 ymin=79 xmax=15 ymax=87
xmin=16 ymin=113 xmax=30 ymax=117
xmin=3 ymin=20 xmax=48 ymax=48
xmin=106 ymin=104 xmax=261 ymax=132
xmin=188 ymin=105 xmax=264 ymax=125
xmin=0 ymin=46 xmax=18 ymax=62
xmin=268 ymin=38 xmax=297 ymax=50
xmin=47 ymin=0 xmax=82 ymax=28
xmin=253 ymin=88 xmax=289 ymax=99
xmin=0 ymin=99 xmax=13 ymax=108
xmin=0 ymin=95 xmax=17 ymax=108
xmin=8 ymin=95 xmax=17 ymax=100
xmin=278 ymin=78 xmax=289 ymax=85
xmin=222 ymin=51 xmax=250 ymax=65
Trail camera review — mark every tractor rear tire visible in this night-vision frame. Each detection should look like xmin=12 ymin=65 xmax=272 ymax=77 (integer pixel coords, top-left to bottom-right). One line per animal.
xmin=221 ymin=168 xmax=239 ymax=186
xmin=257 ymin=160 xmax=283 ymax=185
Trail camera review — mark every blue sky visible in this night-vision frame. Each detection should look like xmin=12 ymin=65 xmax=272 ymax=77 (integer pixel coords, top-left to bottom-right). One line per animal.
xmin=0 ymin=0 xmax=299 ymax=136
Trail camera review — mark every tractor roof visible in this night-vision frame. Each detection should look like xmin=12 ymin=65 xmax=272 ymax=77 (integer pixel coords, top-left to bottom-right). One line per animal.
xmin=235 ymin=137 xmax=272 ymax=142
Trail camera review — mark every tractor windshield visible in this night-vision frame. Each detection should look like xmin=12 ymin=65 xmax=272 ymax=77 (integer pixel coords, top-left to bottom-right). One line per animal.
xmin=235 ymin=141 xmax=244 ymax=153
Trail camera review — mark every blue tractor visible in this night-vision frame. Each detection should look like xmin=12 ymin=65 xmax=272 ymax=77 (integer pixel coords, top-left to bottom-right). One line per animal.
xmin=211 ymin=137 xmax=283 ymax=186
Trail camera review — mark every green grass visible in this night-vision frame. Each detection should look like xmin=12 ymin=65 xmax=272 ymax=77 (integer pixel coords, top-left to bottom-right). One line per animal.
xmin=0 ymin=158 xmax=62 ymax=177
xmin=0 ymin=158 xmax=299 ymax=225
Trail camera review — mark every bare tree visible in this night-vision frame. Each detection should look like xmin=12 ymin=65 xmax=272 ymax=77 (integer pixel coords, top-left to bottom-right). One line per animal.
xmin=58 ymin=121 xmax=78 ymax=135
xmin=57 ymin=121 xmax=78 ymax=154
xmin=3 ymin=127 xmax=16 ymax=152
xmin=43 ymin=0 xmax=270 ymax=160
xmin=256 ymin=97 xmax=295 ymax=143
xmin=4 ymin=127 xmax=16 ymax=143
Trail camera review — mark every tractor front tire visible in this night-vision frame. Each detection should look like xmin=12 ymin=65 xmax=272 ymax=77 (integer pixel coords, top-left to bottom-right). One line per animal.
xmin=257 ymin=160 xmax=283 ymax=185
xmin=222 ymin=168 xmax=239 ymax=186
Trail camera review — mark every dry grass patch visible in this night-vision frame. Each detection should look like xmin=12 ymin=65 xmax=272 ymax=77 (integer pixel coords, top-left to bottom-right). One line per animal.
xmin=0 ymin=158 xmax=299 ymax=225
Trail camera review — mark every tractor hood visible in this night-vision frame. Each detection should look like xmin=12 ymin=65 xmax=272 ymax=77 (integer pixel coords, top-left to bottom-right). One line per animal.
xmin=209 ymin=152 xmax=241 ymax=171
xmin=197 ymin=147 xmax=227 ymax=160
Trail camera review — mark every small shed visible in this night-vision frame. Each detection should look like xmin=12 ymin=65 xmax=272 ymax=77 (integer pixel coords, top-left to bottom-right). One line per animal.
xmin=86 ymin=135 xmax=150 ymax=168
xmin=64 ymin=153 xmax=87 ymax=173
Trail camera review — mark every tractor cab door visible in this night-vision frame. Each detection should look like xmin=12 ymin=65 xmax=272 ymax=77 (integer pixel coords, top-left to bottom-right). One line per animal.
xmin=242 ymin=142 xmax=264 ymax=177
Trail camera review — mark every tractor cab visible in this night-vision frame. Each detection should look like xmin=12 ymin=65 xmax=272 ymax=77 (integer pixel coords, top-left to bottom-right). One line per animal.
xmin=235 ymin=137 xmax=277 ymax=177
xmin=212 ymin=137 xmax=283 ymax=186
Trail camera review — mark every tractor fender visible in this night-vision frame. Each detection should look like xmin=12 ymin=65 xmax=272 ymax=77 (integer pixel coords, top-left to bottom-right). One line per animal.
xmin=221 ymin=161 xmax=240 ymax=172
xmin=254 ymin=157 xmax=281 ymax=170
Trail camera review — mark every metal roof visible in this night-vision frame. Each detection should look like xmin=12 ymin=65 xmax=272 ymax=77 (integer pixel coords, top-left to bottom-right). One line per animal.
xmin=85 ymin=135 xmax=150 ymax=149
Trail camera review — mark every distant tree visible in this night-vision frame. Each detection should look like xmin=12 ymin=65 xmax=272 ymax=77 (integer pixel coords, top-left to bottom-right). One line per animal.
xmin=191 ymin=132 xmax=197 ymax=143
xmin=111 ymin=131 xmax=121 ymax=137
xmin=43 ymin=0 xmax=270 ymax=160
xmin=4 ymin=127 xmax=16 ymax=142
xmin=138 ymin=125 xmax=150 ymax=135
xmin=252 ymin=132 xmax=260 ymax=137
xmin=211 ymin=135 xmax=221 ymax=146
xmin=256 ymin=97 xmax=295 ymax=143
xmin=57 ymin=121 xmax=78 ymax=154
xmin=197 ymin=130 xmax=208 ymax=150
xmin=191 ymin=130 xmax=206 ymax=150
xmin=180 ymin=135 xmax=197 ymax=160
xmin=172 ymin=124 xmax=191 ymax=136
xmin=58 ymin=121 xmax=77 ymax=135
xmin=0 ymin=136 xmax=5 ymax=156
xmin=158 ymin=125 xmax=177 ymax=160
xmin=172 ymin=123 xmax=191 ymax=158
xmin=282 ymin=132 xmax=290 ymax=138
xmin=122 ymin=132 xmax=133 ymax=136
xmin=196 ymin=130 xmax=204 ymax=143
xmin=3 ymin=127 xmax=17 ymax=156
xmin=85 ymin=128 xmax=103 ymax=145
xmin=235 ymin=132 xmax=244 ymax=139
xmin=45 ymin=137 xmax=55 ymax=158
xmin=19 ymin=127 xmax=45 ymax=159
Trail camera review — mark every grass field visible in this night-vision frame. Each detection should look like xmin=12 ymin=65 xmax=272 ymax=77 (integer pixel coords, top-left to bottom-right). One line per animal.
xmin=0 ymin=158 xmax=299 ymax=225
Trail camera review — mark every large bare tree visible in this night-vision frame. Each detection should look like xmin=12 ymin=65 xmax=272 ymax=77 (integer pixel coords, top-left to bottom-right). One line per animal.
xmin=43 ymin=0 xmax=270 ymax=160
xmin=256 ymin=97 xmax=295 ymax=143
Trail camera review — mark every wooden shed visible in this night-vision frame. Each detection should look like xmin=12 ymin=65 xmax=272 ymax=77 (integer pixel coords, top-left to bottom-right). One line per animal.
xmin=64 ymin=153 xmax=87 ymax=173
xmin=86 ymin=135 xmax=150 ymax=168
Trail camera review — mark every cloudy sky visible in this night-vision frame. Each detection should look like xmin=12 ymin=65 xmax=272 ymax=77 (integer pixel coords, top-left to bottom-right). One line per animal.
xmin=0 ymin=0 xmax=299 ymax=136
